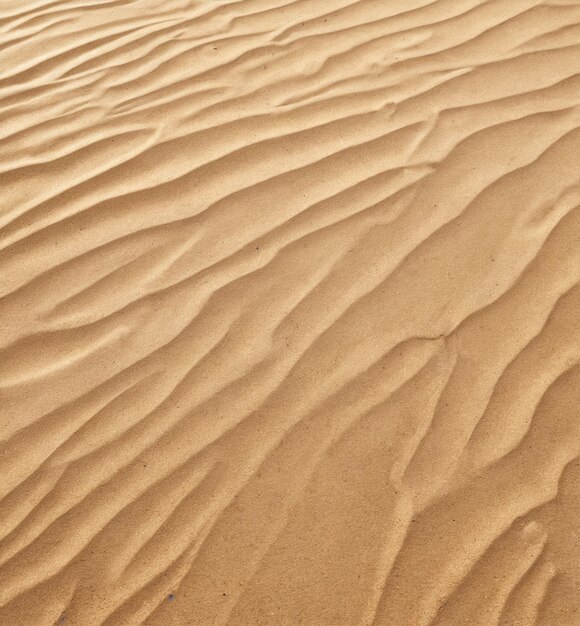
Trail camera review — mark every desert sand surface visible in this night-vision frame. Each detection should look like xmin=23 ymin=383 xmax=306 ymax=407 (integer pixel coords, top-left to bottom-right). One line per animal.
xmin=1 ymin=0 xmax=580 ymax=624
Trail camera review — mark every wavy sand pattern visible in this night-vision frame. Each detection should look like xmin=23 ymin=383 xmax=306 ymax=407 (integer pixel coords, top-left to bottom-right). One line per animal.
xmin=1 ymin=0 xmax=580 ymax=624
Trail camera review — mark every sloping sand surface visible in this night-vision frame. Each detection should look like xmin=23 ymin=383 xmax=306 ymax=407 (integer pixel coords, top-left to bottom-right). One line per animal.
xmin=1 ymin=0 xmax=580 ymax=624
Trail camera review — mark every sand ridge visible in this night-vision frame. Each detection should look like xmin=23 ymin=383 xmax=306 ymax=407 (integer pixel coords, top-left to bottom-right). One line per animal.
xmin=0 ymin=0 xmax=580 ymax=624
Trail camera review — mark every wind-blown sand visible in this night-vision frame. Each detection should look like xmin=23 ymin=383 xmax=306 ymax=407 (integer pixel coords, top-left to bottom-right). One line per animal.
xmin=1 ymin=0 xmax=580 ymax=624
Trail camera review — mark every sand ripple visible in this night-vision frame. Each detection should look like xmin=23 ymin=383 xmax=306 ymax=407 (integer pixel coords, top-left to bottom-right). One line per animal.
xmin=0 ymin=0 xmax=579 ymax=624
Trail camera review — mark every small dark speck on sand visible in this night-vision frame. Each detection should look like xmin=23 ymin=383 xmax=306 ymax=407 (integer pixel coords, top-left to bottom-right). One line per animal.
xmin=168 ymin=594 xmax=175 ymax=601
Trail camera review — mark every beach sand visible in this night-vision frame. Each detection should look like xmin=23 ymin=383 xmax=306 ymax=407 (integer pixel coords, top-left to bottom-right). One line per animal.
xmin=1 ymin=0 xmax=579 ymax=624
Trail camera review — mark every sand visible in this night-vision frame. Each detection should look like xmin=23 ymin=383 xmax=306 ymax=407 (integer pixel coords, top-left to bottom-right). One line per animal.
xmin=0 ymin=0 xmax=579 ymax=624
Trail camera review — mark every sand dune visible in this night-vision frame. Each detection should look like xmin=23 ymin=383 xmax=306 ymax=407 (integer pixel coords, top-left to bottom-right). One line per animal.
xmin=0 ymin=0 xmax=579 ymax=624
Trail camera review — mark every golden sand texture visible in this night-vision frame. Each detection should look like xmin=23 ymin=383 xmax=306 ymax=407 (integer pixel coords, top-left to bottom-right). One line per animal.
xmin=1 ymin=0 xmax=580 ymax=624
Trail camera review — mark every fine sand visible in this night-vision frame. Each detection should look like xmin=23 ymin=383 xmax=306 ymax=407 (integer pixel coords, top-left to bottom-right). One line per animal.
xmin=1 ymin=1 xmax=580 ymax=624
